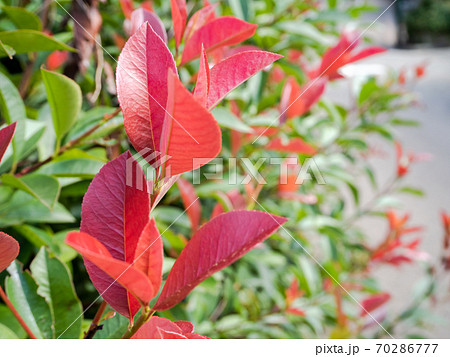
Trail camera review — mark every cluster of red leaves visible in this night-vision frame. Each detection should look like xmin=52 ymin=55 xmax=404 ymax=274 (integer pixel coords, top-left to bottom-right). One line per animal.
xmin=395 ymin=142 xmax=431 ymax=178
xmin=116 ymin=1 xmax=281 ymax=176
xmin=63 ymin=1 xmax=289 ymax=338
xmin=370 ymin=210 xmax=429 ymax=266
xmin=249 ymin=31 xmax=386 ymax=161
xmin=284 ymin=279 xmax=306 ymax=317
xmin=398 ymin=62 xmax=427 ymax=85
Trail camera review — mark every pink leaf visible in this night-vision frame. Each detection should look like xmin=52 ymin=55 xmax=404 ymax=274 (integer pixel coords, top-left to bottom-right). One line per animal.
xmin=65 ymin=232 xmax=154 ymax=306
xmin=267 ymin=137 xmax=317 ymax=156
xmin=154 ymin=210 xmax=287 ymax=310
xmin=180 ymin=17 xmax=257 ymax=64
xmin=207 ymin=50 xmax=282 ymax=109
xmin=0 ymin=232 xmax=19 ymax=273
xmin=159 ymin=69 xmax=222 ymax=176
xmin=0 ymin=122 xmax=16 ymax=164
xmin=193 ymin=46 xmax=210 ymax=107
xmin=177 ymin=177 xmax=202 ymax=234
xmin=170 ymin=0 xmax=187 ymax=49
xmin=184 ymin=3 xmax=217 ymax=42
xmin=130 ymin=8 xmax=168 ymax=43
xmin=80 ymin=151 xmax=151 ymax=319
xmin=117 ymin=23 xmax=177 ymax=155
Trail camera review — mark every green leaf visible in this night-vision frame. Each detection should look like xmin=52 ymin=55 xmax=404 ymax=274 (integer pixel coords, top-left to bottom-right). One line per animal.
xmin=38 ymin=158 xmax=105 ymax=179
xmin=0 ymin=71 xmax=26 ymax=124
xmin=1 ymin=6 xmax=42 ymax=31
xmin=41 ymin=69 xmax=82 ymax=140
xmin=1 ymin=173 xmax=61 ymax=209
xmin=64 ymin=107 xmax=123 ymax=144
xmin=0 ymin=30 xmax=74 ymax=56
xmin=0 ymin=40 xmax=15 ymax=58
xmin=0 ymin=191 xmax=75 ymax=227
xmin=30 ymin=248 xmax=83 ymax=339
xmin=14 ymin=119 xmax=46 ymax=161
xmin=0 ymin=305 xmax=26 ymax=338
xmin=0 ymin=119 xmax=46 ymax=173
xmin=13 ymin=224 xmax=55 ymax=249
xmin=390 ymin=118 xmax=420 ymax=127
xmin=93 ymin=310 xmax=129 ymax=339
xmin=212 ymin=107 xmax=254 ymax=133
xmin=0 ymin=323 xmax=18 ymax=338
xmin=228 ymin=0 xmax=254 ymax=21
xmin=277 ymin=21 xmax=332 ymax=45
xmin=5 ymin=261 xmax=53 ymax=339
xmin=398 ymin=186 xmax=424 ymax=196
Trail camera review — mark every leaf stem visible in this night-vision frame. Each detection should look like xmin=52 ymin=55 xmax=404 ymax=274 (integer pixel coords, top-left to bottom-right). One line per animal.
xmin=121 ymin=307 xmax=155 ymax=339
xmin=15 ymin=107 xmax=121 ymax=177
xmin=0 ymin=285 xmax=37 ymax=339
xmin=84 ymin=300 xmax=108 ymax=339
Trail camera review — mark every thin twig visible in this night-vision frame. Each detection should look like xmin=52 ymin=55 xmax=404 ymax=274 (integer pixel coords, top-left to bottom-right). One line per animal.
xmin=16 ymin=107 xmax=121 ymax=177
xmin=84 ymin=300 xmax=107 ymax=339
xmin=0 ymin=285 xmax=37 ymax=339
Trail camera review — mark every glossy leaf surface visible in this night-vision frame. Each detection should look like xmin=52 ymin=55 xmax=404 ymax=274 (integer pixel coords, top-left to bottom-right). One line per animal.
xmin=117 ymin=23 xmax=177 ymax=154
xmin=154 ymin=210 xmax=287 ymax=310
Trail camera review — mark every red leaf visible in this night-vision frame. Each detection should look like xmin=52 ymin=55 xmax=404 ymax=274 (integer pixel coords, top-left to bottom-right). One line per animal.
xmin=207 ymin=50 xmax=282 ymax=109
xmin=193 ymin=46 xmax=210 ymax=107
xmin=170 ymin=0 xmax=187 ymax=49
xmin=46 ymin=51 xmax=68 ymax=70
xmin=154 ymin=210 xmax=287 ymax=310
xmin=267 ymin=137 xmax=317 ymax=156
xmin=65 ymin=232 xmax=154 ymax=306
xmin=117 ymin=23 xmax=177 ymax=155
xmin=280 ymin=77 xmax=327 ymax=122
xmin=130 ymin=8 xmax=168 ymax=43
xmin=159 ymin=69 xmax=221 ymax=176
xmin=0 ymin=232 xmax=19 ymax=273
xmin=347 ymin=47 xmax=387 ymax=64
xmin=133 ymin=219 xmax=164 ymax=295
xmin=177 ymin=177 xmax=202 ymax=234
xmin=80 ymin=151 xmax=151 ymax=319
xmin=174 ymin=320 xmax=194 ymax=334
xmin=132 ymin=316 xmax=207 ymax=339
xmin=0 ymin=122 xmax=16 ymax=164
xmin=180 ymin=17 xmax=257 ymax=64
xmin=315 ymin=32 xmax=386 ymax=80
xmin=184 ymin=3 xmax=217 ymax=42
xmin=286 ymin=307 xmax=306 ymax=317
xmin=360 ymin=292 xmax=390 ymax=316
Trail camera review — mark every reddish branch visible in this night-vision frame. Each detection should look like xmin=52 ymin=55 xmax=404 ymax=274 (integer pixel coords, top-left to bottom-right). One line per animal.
xmin=84 ymin=300 xmax=108 ymax=339
xmin=0 ymin=285 xmax=37 ymax=339
xmin=16 ymin=107 xmax=121 ymax=177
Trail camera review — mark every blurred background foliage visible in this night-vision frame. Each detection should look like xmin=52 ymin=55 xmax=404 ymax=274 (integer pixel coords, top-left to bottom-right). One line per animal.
xmin=0 ymin=0 xmax=448 ymax=339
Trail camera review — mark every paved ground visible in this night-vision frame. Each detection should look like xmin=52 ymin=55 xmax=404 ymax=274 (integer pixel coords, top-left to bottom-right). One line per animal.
xmin=326 ymin=0 xmax=450 ymax=337
xmin=361 ymin=1 xmax=449 ymax=338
